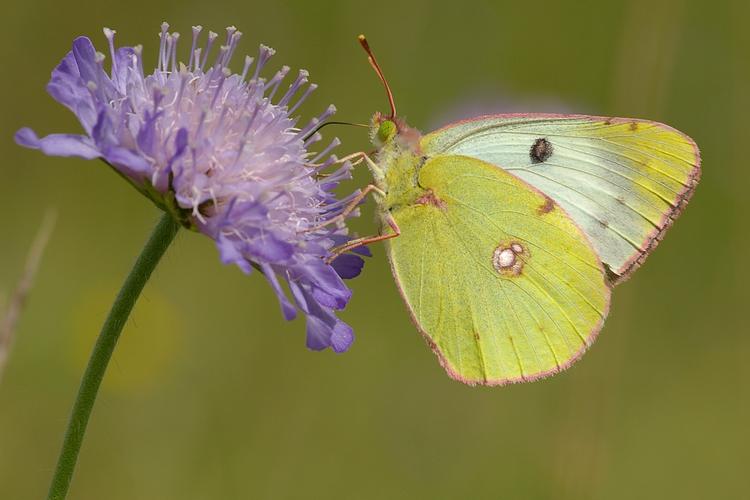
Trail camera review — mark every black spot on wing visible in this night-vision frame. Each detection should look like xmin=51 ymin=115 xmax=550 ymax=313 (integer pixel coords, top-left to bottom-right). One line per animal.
xmin=530 ymin=137 xmax=554 ymax=164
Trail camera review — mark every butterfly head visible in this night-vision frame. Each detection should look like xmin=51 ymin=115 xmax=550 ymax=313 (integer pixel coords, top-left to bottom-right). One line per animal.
xmin=369 ymin=111 xmax=420 ymax=153
xmin=370 ymin=112 xmax=397 ymax=147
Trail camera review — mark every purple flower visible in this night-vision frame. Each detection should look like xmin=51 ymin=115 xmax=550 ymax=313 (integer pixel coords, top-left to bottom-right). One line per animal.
xmin=15 ymin=23 xmax=368 ymax=352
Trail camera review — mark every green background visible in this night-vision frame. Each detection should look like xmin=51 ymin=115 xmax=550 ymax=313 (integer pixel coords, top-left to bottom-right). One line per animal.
xmin=1 ymin=0 xmax=747 ymax=498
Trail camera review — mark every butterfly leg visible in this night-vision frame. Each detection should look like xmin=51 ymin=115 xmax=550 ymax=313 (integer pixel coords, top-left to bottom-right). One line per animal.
xmin=308 ymin=151 xmax=366 ymax=169
xmin=301 ymin=183 xmax=386 ymax=234
xmin=335 ymin=151 xmax=368 ymax=167
xmin=332 ymin=151 xmax=385 ymax=181
xmin=325 ymin=216 xmax=401 ymax=264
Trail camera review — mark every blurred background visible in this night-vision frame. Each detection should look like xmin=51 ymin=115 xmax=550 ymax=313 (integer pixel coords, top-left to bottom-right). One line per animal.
xmin=1 ymin=0 xmax=747 ymax=498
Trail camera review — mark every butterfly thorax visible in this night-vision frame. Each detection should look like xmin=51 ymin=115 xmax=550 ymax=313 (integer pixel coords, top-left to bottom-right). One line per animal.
xmin=370 ymin=115 xmax=427 ymax=212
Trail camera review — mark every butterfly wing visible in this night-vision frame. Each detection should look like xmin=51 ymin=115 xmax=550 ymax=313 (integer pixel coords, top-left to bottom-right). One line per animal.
xmin=421 ymin=114 xmax=700 ymax=283
xmin=384 ymin=154 xmax=611 ymax=385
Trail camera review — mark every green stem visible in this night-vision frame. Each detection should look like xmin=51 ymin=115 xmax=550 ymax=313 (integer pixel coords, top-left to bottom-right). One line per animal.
xmin=47 ymin=214 xmax=180 ymax=500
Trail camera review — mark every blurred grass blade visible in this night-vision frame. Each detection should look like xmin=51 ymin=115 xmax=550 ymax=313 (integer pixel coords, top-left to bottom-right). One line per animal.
xmin=0 ymin=210 xmax=57 ymax=383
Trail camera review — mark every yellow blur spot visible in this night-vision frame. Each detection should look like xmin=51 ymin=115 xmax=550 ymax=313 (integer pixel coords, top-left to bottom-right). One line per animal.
xmin=69 ymin=285 xmax=182 ymax=393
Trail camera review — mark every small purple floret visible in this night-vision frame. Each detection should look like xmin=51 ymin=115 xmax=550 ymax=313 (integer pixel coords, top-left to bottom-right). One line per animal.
xmin=16 ymin=23 xmax=366 ymax=352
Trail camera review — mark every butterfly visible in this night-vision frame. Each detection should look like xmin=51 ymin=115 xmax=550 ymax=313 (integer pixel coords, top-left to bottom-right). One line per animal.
xmin=329 ymin=36 xmax=700 ymax=386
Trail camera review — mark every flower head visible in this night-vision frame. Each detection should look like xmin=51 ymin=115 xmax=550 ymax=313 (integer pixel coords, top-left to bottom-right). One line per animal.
xmin=16 ymin=23 xmax=368 ymax=352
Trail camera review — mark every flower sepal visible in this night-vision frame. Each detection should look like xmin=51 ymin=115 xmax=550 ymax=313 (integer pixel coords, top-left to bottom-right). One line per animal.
xmin=142 ymin=179 xmax=197 ymax=230
xmin=105 ymin=159 xmax=197 ymax=230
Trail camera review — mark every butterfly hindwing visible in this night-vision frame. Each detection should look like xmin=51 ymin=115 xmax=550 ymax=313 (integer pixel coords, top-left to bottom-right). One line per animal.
xmin=384 ymin=154 xmax=611 ymax=385
xmin=421 ymin=115 xmax=700 ymax=283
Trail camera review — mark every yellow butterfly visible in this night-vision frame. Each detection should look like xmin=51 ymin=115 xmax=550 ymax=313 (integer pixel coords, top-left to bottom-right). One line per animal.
xmin=331 ymin=36 xmax=700 ymax=385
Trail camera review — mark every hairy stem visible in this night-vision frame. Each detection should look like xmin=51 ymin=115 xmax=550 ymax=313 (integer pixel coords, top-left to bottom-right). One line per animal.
xmin=47 ymin=214 xmax=179 ymax=500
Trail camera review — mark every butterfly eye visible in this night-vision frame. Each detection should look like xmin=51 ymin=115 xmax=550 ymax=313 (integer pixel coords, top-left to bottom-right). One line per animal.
xmin=377 ymin=120 xmax=397 ymax=143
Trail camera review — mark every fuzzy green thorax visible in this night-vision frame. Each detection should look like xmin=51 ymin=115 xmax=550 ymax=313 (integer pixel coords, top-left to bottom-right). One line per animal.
xmin=369 ymin=114 xmax=426 ymax=212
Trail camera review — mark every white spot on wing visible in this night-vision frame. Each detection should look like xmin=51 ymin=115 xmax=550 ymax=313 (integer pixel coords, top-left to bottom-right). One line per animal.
xmin=494 ymin=248 xmax=516 ymax=269
xmin=493 ymin=242 xmax=528 ymax=276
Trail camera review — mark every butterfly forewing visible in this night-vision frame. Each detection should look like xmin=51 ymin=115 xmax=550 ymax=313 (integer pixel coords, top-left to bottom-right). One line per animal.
xmin=421 ymin=115 xmax=700 ymax=282
xmin=385 ymin=154 xmax=611 ymax=385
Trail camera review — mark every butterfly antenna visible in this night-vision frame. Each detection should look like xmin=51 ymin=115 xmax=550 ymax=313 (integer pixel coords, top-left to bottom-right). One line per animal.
xmin=358 ymin=34 xmax=397 ymax=119
xmin=303 ymin=121 xmax=369 ymax=141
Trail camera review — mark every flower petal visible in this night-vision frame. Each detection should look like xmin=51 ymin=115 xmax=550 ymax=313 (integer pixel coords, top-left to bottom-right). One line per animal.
xmin=102 ymin=145 xmax=152 ymax=180
xmin=154 ymin=128 xmax=189 ymax=191
xmin=329 ymin=320 xmax=354 ymax=353
xmin=46 ymin=51 xmax=98 ymax=133
xmin=330 ymin=253 xmax=365 ymax=279
xmin=111 ymin=47 xmax=136 ymax=90
xmin=304 ymin=310 xmax=354 ymax=352
xmin=302 ymin=262 xmax=352 ymax=309
xmin=245 ymin=234 xmax=295 ymax=263
xmin=71 ymin=37 xmax=116 ymax=98
xmin=14 ymin=128 xmax=101 ymax=159
xmin=136 ymin=110 xmax=160 ymax=158
xmin=287 ymin=280 xmax=310 ymax=314
xmin=216 ymin=234 xmax=253 ymax=274
xmin=71 ymin=37 xmax=99 ymax=83
xmin=305 ymin=314 xmax=333 ymax=351
xmin=260 ymin=264 xmax=297 ymax=320
xmin=228 ymin=201 xmax=269 ymax=222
